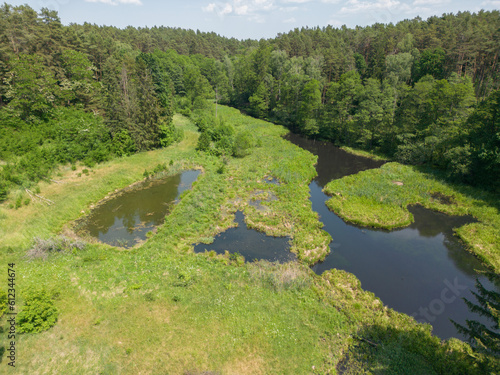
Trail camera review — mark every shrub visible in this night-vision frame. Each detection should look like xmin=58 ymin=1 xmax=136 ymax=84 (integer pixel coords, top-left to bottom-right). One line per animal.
xmin=18 ymin=289 xmax=59 ymax=333
xmin=26 ymin=236 xmax=86 ymax=260
xmin=233 ymin=131 xmax=254 ymax=158
xmin=0 ymin=289 xmax=7 ymax=317
xmin=0 ymin=181 xmax=9 ymax=202
xmin=112 ymin=129 xmax=136 ymax=157
xmin=15 ymin=195 xmax=22 ymax=209
xmin=196 ymin=131 xmax=212 ymax=152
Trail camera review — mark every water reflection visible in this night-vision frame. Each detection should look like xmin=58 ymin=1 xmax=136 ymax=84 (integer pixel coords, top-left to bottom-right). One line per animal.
xmin=283 ymin=133 xmax=384 ymax=185
xmin=80 ymin=170 xmax=200 ymax=248
xmin=286 ymin=133 xmax=498 ymax=340
xmin=193 ymin=211 xmax=295 ymax=263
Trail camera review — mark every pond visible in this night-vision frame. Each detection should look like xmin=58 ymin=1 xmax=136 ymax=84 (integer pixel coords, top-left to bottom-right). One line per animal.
xmin=193 ymin=210 xmax=296 ymax=263
xmin=285 ymin=133 xmax=498 ymax=340
xmin=79 ymin=170 xmax=200 ymax=248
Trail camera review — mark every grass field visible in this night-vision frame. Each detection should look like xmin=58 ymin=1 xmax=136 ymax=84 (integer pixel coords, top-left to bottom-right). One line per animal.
xmin=0 ymin=106 xmax=495 ymax=374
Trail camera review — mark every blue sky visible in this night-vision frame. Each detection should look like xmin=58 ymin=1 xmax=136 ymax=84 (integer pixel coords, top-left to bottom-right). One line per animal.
xmin=8 ymin=0 xmax=500 ymax=40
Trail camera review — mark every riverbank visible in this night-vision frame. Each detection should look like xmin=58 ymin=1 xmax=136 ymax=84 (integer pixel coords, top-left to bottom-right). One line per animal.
xmin=324 ymin=162 xmax=500 ymax=272
xmin=0 ymin=106 xmax=494 ymax=374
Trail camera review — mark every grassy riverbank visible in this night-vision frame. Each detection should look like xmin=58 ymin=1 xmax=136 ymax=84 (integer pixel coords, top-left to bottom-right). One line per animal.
xmin=0 ymin=106 xmax=496 ymax=374
xmin=324 ymin=162 xmax=500 ymax=272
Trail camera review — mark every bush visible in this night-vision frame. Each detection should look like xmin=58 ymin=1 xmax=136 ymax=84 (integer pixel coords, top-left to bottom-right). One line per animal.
xmin=112 ymin=129 xmax=136 ymax=157
xmin=18 ymin=289 xmax=59 ymax=333
xmin=0 ymin=180 xmax=9 ymax=202
xmin=233 ymin=131 xmax=254 ymax=158
xmin=26 ymin=236 xmax=86 ymax=260
xmin=196 ymin=131 xmax=212 ymax=152
xmin=0 ymin=289 xmax=7 ymax=317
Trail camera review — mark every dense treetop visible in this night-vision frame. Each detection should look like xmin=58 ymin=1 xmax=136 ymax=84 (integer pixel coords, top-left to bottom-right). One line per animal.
xmin=0 ymin=4 xmax=499 ymax=199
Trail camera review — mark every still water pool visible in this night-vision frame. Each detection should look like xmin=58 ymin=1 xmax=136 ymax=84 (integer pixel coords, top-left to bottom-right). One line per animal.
xmin=79 ymin=170 xmax=200 ymax=248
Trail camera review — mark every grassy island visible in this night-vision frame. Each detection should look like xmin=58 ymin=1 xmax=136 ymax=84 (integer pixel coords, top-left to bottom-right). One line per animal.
xmin=0 ymin=107 xmax=497 ymax=374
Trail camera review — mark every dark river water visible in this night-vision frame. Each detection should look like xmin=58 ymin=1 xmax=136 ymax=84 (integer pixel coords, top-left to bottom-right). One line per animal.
xmin=80 ymin=133 xmax=496 ymax=340
xmin=285 ymin=133 xmax=498 ymax=340
xmin=80 ymin=170 xmax=200 ymax=248
xmin=193 ymin=210 xmax=296 ymax=262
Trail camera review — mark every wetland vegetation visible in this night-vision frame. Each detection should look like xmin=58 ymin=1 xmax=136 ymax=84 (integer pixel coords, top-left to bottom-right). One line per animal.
xmin=0 ymin=4 xmax=499 ymax=374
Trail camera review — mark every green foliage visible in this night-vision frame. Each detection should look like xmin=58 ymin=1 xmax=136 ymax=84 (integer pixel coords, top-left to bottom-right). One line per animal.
xmin=159 ymin=121 xmax=184 ymax=148
xmin=0 ymin=289 xmax=7 ymax=317
xmin=4 ymin=54 xmax=57 ymax=121
xmin=414 ymin=47 xmax=446 ymax=81
xmin=453 ymin=272 xmax=500 ymax=359
xmin=466 ymin=90 xmax=500 ymax=191
xmin=0 ymin=107 xmax=114 ymax=197
xmin=18 ymin=289 xmax=59 ymax=334
xmin=112 ymin=129 xmax=136 ymax=157
xmin=0 ymin=181 xmax=9 ymax=202
xmin=195 ymin=114 xmax=235 ymax=156
xmin=233 ymin=130 xmax=255 ymax=158
xmin=196 ymin=131 xmax=212 ymax=152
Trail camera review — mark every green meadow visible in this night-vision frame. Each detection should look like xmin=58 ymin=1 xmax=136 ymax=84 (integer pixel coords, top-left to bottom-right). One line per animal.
xmin=0 ymin=106 xmax=496 ymax=374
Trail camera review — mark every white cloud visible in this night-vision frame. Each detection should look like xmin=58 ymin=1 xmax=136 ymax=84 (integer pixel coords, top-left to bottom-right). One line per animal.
xmin=283 ymin=17 xmax=296 ymax=22
xmin=279 ymin=6 xmax=299 ymax=11
xmin=413 ymin=0 xmax=449 ymax=5
xmin=327 ymin=18 xmax=344 ymax=26
xmin=203 ymin=3 xmax=217 ymax=12
xmin=280 ymin=0 xmax=312 ymax=3
xmin=221 ymin=3 xmax=234 ymax=14
xmin=85 ymin=0 xmax=142 ymax=5
xmin=481 ymin=0 xmax=500 ymax=5
xmin=340 ymin=0 xmax=402 ymax=13
xmin=202 ymin=0 xmax=276 ymax=20
xmin=338 ymin=0 xmax=416 ymax=25
xmin=235 ymin=4 xmax=249 ymax=14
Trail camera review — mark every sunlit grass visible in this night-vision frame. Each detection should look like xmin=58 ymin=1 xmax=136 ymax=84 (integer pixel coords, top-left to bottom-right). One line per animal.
xmin=0 ymin=107 xmax=494 ymax=374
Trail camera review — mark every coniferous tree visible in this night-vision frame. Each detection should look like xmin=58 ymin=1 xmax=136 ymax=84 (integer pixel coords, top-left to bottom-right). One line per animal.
xmin=452 ymin=272 xmax=500 ymax=358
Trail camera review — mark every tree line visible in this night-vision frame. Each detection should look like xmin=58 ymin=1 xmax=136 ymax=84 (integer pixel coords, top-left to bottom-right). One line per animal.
xmin=227 ymin=12 xmax=499 ymax=191
xmin=0 ymin=4 xmax=499 ymax=202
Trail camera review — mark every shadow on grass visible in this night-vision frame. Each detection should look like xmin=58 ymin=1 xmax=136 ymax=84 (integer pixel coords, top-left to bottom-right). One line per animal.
xmin=337 ymin=323 xmax=499 ymax=375
xmin=414 ymin=165 xmax=500 ymax=216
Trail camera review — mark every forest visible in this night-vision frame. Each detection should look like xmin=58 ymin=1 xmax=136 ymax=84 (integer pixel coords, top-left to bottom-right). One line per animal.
xmin=0 ymin=4 xmax=499 ymax=202
xmin=0 ymin=4 xmax=499 ymax=373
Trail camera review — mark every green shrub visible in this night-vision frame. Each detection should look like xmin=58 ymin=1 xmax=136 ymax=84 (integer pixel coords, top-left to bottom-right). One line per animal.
xmin=18 ymin=289 xmax=59 ymax=333
xmin=233 ymin=131 xmax=254 ymax=158
xmin=196 ymin=131 xmax=212 ymax=152
xmin=15 ymin=195 xmax=22 ymax=209
xmin=0 ymin=181 xmax=9 ymax=202
xmin=0 ymin=289 xmax=7 ymax=317
xmin=112 ymin=129 xmax=136 ymax=157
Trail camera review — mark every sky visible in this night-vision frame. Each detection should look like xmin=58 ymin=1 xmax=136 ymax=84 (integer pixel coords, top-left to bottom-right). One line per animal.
xmin=6 ymin=0 xmax=500 ymax=40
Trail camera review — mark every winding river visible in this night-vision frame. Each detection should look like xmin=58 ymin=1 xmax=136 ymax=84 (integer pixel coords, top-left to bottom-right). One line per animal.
xmin=285 ymin=133 xmax=497 ymax=340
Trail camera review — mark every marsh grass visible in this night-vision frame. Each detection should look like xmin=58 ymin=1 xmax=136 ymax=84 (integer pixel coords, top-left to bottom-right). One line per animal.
xmin=0 ymin=108 xmax=494 ymax=374
xmin=26 ymin=236 xmax=86 ymax=260
xmin=324 ymin=162 xmax=500 ymax=271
